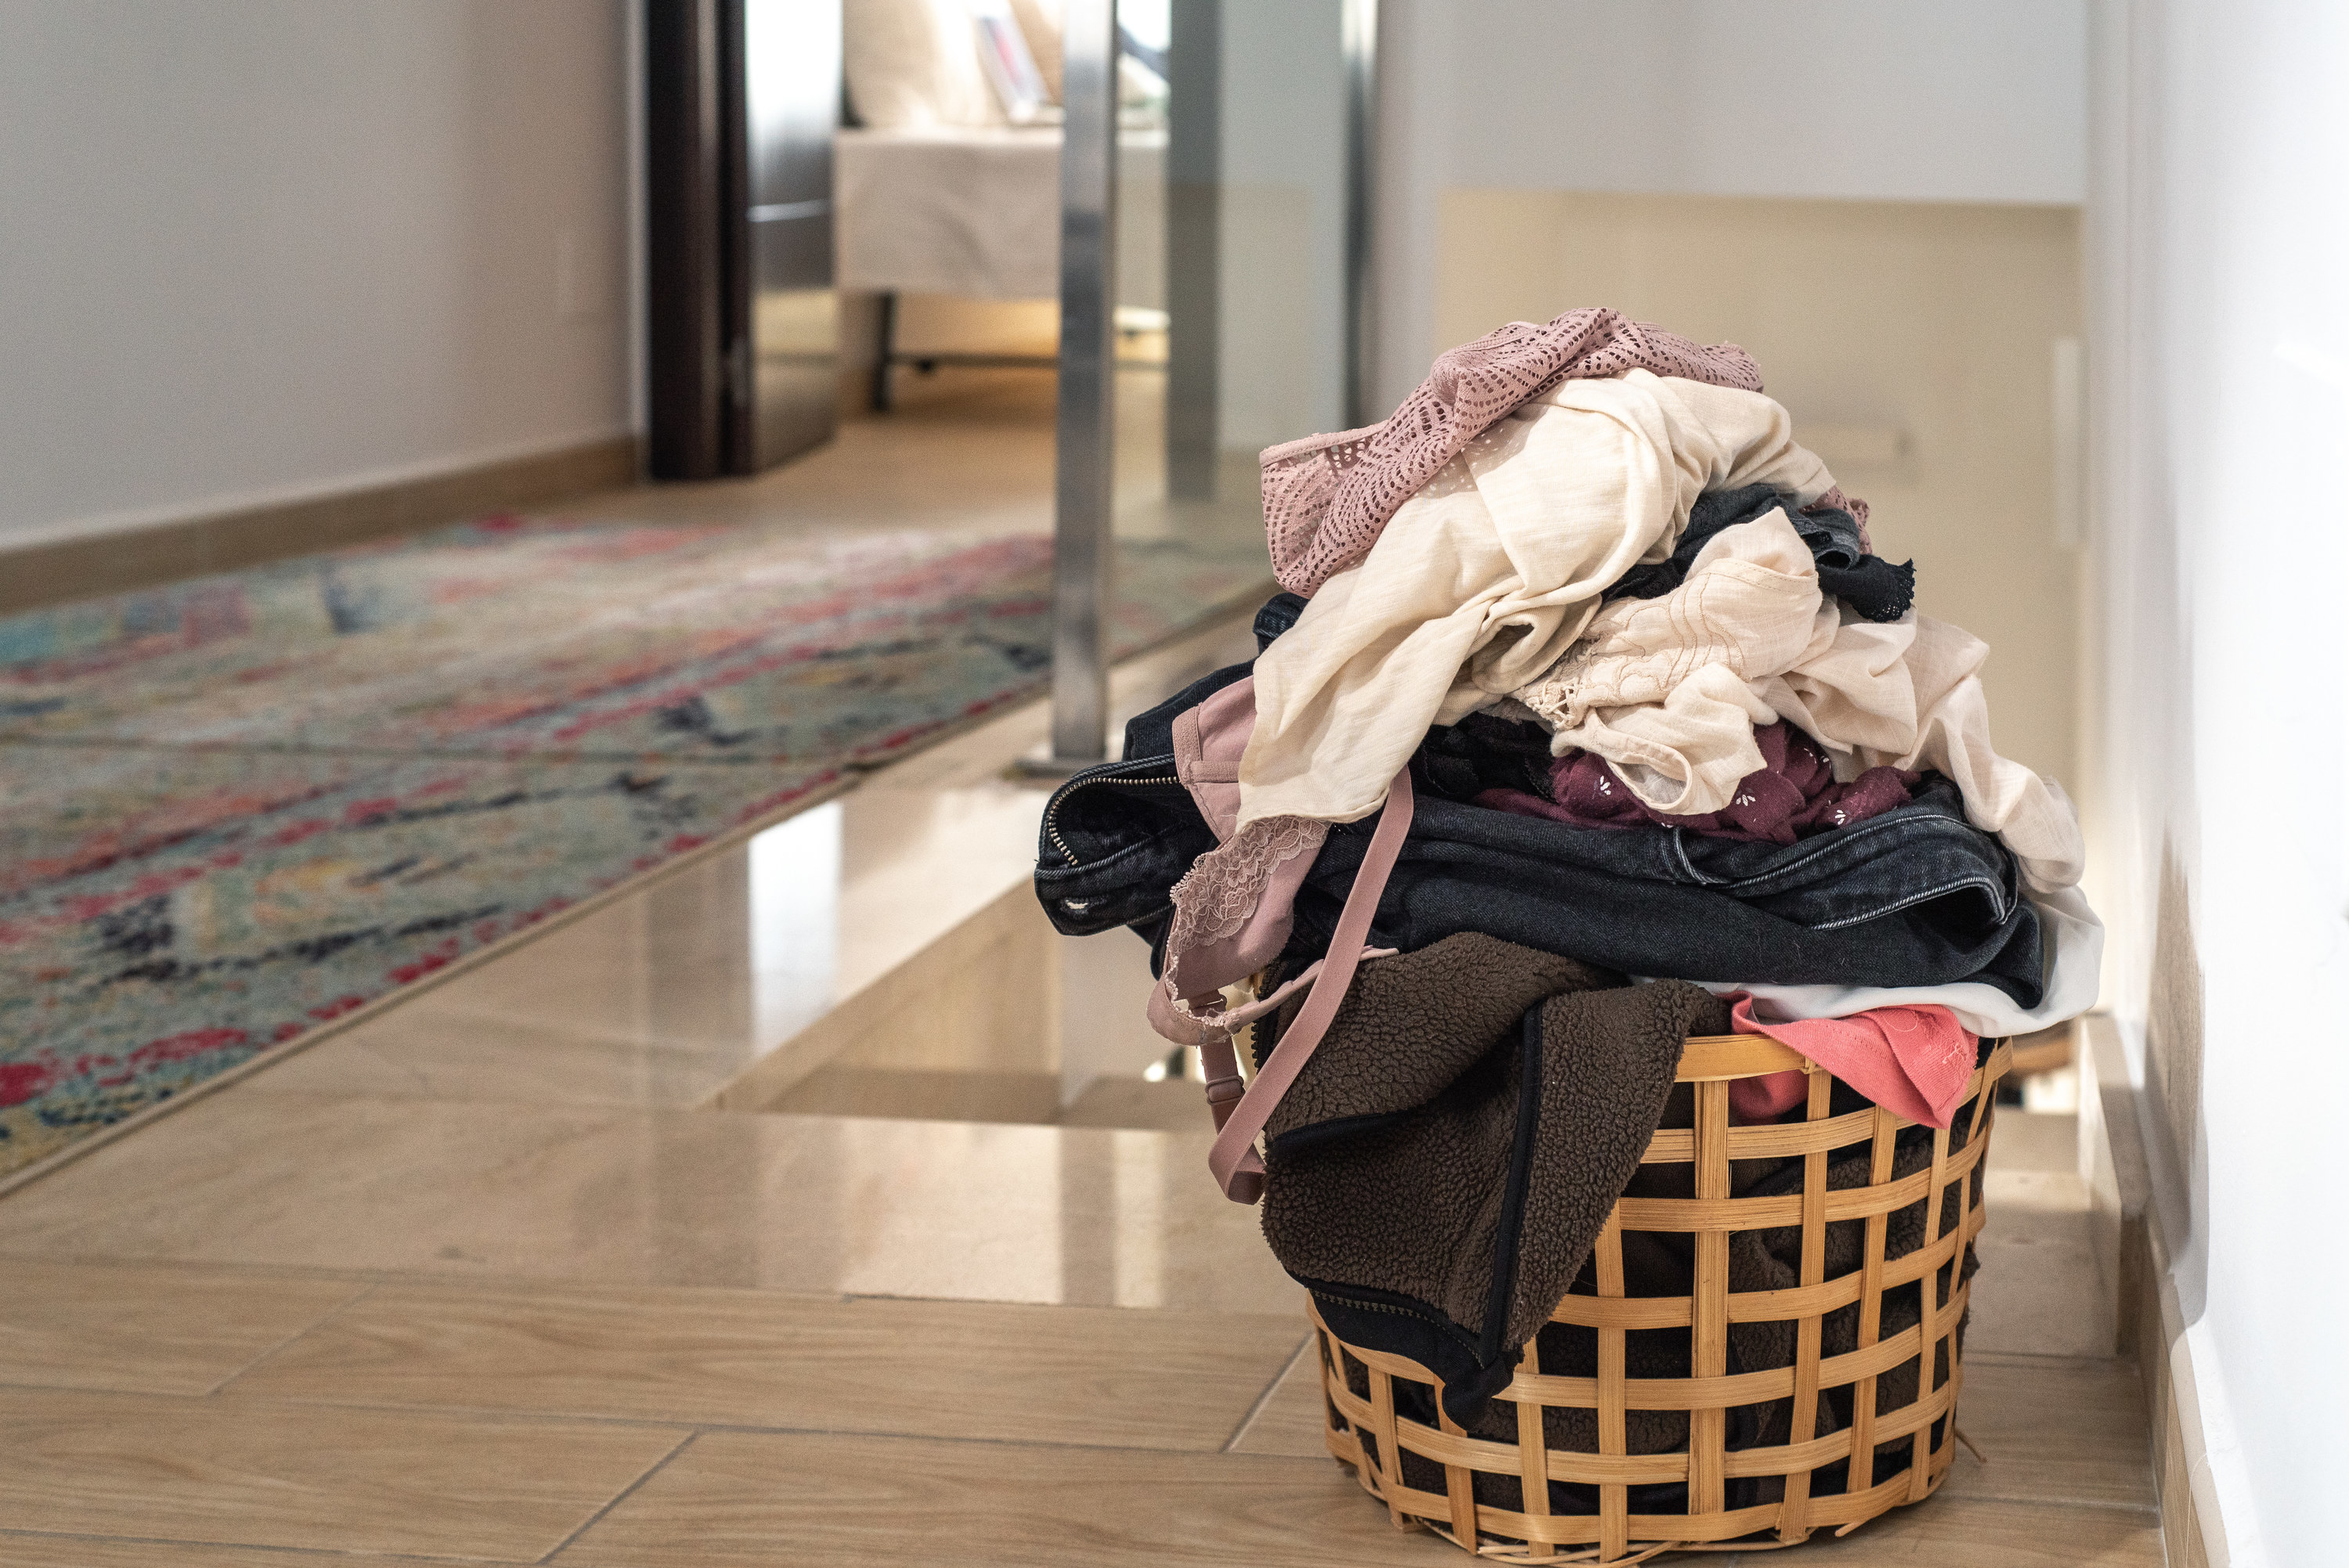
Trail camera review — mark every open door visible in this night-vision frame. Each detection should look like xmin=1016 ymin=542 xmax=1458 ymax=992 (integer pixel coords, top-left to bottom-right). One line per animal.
xmin=646 ymin=0 xmax=842 ymax=480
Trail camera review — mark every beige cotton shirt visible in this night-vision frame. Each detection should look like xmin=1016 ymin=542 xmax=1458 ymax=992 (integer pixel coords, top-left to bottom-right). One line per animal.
xmin=1238 ymin=371 xmax=1835 ymax=830
xmin=1513 ymin=517 xmax=2085 ymax=893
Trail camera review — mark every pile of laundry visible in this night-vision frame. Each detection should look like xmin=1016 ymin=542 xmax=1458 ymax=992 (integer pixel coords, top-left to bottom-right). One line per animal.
xmin=1033 ymin=308 xmax=2098 ymax=1465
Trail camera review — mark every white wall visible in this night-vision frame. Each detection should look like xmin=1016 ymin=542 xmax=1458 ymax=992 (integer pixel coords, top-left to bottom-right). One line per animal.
xmin=1214 ymin=0 xmax=1347 ymax=449
xmin=2087 ymin=1 xmax=2349 ymax=1563
xmin=0 ymin=1 xmax=633 ymax=548
xmin=1373 ymin=0 xmax=2088 ymax=405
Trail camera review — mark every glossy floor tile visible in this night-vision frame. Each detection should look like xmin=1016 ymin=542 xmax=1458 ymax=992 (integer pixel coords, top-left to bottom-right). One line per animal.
xmin=0 ymin=1093 xmax=1299 ymax=1312
xmin=1986 ymin=1108 xmax=2078 ymax=1174
xmin=1748 ymin=1496 xmax=2163 ymax=1566
xmin=1941 ymin=1354 xmax=2156 ymax=1510
xmin=237 ymin=1004 xmax=769 ymax=1110
xmin=0 ymin=379 xmax=2160 ymax=1564
xmin=760 ymin=1066 xmax=1064 ymax=1123
xmin=0 ymin=1388 xmax=682 ymax=1561
xmin=0 ymin=1540 xmax=426 ymax=1567
xmin=1968 ymin=1166 xmax=2111 ymax=1358
xmin=1061 ymin=1076 xmax=1211 ymax=1133
xmin=239 ymin=610 xmax=1254 ymax=1121
xmin=0 ymin=1260 xmax=363 ymax=1397
xmin=229 ymin=1281 xmax=1303 ymax=1452
xmin=1226 ymin=1341 xmax=1327 ymax=1458
xmin=553 ymin=1429 xmax=1460 ymax=1568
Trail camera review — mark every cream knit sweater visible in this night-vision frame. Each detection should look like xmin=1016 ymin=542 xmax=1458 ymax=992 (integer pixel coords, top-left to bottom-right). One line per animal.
xmin=1239 ymin=371 xmax=1833 ymax=830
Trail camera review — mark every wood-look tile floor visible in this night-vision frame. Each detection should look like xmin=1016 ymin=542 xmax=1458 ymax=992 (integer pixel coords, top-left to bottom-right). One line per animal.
xmin=0 ymin=1105 xmax=2167 ymax=1568
xmin=0 ymin=393 xmax=2158 ymax=1560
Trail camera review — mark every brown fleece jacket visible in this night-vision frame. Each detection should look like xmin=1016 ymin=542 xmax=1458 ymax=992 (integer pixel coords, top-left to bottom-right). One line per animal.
xmin=1256 ymin=932 xmax=1731 ymax=1418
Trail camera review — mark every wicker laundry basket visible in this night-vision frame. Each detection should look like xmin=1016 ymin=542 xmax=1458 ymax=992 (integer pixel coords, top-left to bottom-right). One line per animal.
xmin=1308 ymin=1033 xmax=2014 ymax=1565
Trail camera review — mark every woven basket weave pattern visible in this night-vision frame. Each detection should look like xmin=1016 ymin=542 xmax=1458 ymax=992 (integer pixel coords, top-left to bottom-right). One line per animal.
xmin=1310 ymin=1034 xmax=2012 ymax=1564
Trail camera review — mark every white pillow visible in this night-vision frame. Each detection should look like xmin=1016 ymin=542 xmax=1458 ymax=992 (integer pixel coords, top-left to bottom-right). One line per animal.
xmin=844 ymin=0 xmax=1005 ymax=129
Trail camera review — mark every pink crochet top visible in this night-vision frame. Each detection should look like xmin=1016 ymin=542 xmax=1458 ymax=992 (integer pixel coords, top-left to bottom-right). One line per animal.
xmin=1259 ymin=307 xmax=1771 ymax=597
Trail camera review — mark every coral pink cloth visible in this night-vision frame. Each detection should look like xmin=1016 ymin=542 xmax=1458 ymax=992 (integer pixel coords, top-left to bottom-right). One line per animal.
xmin=1478 ymin=723 xmax=1919 ymax=846
xmin=1257 ymin=308 xmax=1779 ymax=597
xmin=1725 ymin=996 xmax=1978 ymax=1129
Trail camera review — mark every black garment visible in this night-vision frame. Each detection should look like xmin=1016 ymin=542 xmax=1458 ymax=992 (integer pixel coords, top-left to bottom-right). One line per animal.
xmin=1254 ymin=591 xmax=1308 ymax=651
xmin=1034 ymin=660 xmax=1248 ymax=942
xmin=1605 ymin=483 xmax=1916 ymax=623
xmin=1420 ymin=710 xmax=1564 ymax=804
xmin=1035 ymin=657 xmax=2044 ymax=1004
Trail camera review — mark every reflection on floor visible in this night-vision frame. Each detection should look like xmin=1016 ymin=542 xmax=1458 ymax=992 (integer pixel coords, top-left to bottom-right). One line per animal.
xmin=0 ymin=639 xmax=2163 ymax=1562
xmin=0 ymin=365 xmax=1268 ymax=1181
xmin=0 ymin=378 xmax=2154 ymax=1564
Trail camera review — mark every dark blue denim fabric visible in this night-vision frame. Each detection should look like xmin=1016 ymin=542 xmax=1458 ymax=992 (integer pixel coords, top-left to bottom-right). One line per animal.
xmin=1254 ymin=592 xmax=1308 ymax=650
xmin=1034 ymin=661 xmax=1251 ymax=939
xmin=1034 ymin=657 xmax=2044 ymax=1004
xmin=1290 ymin=777 xmax=2042 ymax=1004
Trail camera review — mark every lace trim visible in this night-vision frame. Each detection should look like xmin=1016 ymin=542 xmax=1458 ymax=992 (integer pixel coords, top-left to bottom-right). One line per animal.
xmin=1260 ymin=308 xmax=1766 ymax=597
xmin=1510 ymin=638 xmax=1596 ymax=734
xmin=1160 ymin=813 xmax=1326 ymax=1015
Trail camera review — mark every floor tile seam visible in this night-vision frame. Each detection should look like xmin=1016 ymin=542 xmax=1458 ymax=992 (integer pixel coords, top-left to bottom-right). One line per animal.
xmin=0 ymin=1250 xmax=391 ymax=1283
xmin=136 ymin=1260 xmax=1303 ymax=1322
xmin=0 ymin=1382 xmax=691 ymax=1433
xmin=1964 ymin=1348 xmax=2137 ymax=1370
xmin=206 ymin=1279 xmax=385 ymax=1396
xmin=0 ymin=1252 xmax=841 ymax=1304
xmin=1943 ymin=1487 xmax=2162 ymax=1517
xmin=0 ymin=756 xmax=870 ymax=1203
xmin=834 ymin=1289 xmax=1309 ymax=1326
xmin=168 ymin=1391 xmax=1330 ymax=1456
xmin=536 ymin=1430 xmax=699 ymax=1566
xmin=636 ymin=1418 xmax=1355 ymax=1460
xmin=0 ymin=1375 xmax=244 ymax=1400
xmin=227 ymin=1085 xmax=740 ymax=1113
xmin=1221 ymin=1332 xmax=1314 ymax=1453
xmin=275 ymin=1275 xmax=863 ymax=1308
xmin=0 ymin=1249 xmax=1111 ymax=1315
xmin=0 ymin=1523 xmax=528 ymax=1564
xmin=0 ymin=606 xmax=1257 ymax=1199
xmin=295 ymin=1015 xmax=793 ymax=1058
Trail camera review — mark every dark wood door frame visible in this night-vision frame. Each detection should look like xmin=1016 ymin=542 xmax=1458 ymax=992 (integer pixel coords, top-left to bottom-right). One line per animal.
xmin=645 ymin=0 xmax=728 ymax=480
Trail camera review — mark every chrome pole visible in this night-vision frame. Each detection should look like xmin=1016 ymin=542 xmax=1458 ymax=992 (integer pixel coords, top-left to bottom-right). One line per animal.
xmin=1048 ymin=0 xmax=1120 ymax=764
xmin=1164 ymin=0 xmax=1221 ymax=500
xmin=1340 ymin=0 xmax=1380 ymax=428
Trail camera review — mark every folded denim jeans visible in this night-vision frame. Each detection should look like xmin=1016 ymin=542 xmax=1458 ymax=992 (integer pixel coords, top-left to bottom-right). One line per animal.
xmin=1037 ymin=663 xmax=2044 ymax=1005
xmin=1286 ymin=776 xmax=2043 ymax=1004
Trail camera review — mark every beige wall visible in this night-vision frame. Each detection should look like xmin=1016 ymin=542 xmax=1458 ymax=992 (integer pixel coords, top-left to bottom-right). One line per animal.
xmin=0 ymin=1 xmax=632 ymax=549
xmin=1432 ymin=189 xmax=2083 ymax=789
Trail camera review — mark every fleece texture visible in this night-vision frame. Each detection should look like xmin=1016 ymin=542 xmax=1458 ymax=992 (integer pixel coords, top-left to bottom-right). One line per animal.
xmin=1255 ymin=932 xmax=1730 ymax=1420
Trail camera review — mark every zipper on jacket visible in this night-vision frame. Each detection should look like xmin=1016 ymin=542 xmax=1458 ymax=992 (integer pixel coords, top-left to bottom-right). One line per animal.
xmin=1042 ymin=770 xmax=1180 ymax=865
xmin=1304 ymin=1283 xmax=1490 ymax=1365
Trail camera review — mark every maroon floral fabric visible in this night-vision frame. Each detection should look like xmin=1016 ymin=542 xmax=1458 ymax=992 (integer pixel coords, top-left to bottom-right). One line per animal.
xmin=1476 ymin=723 xmax=1918 ymax=846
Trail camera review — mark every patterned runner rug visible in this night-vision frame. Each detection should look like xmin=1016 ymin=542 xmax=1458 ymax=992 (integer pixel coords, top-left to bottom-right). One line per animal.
xmin=0 ymin=514 xmax=1270 ymax=1177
